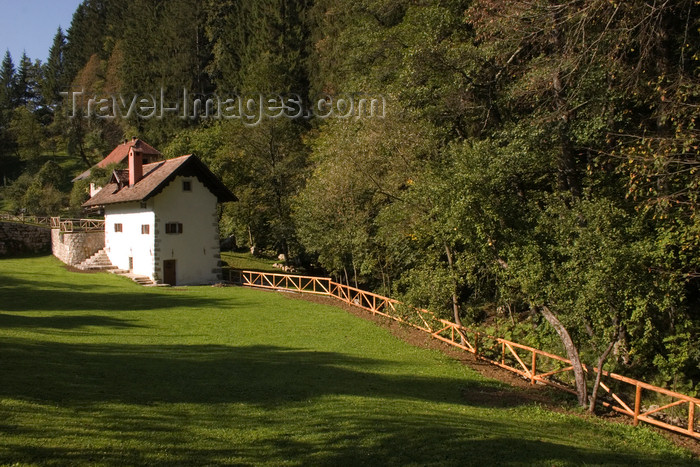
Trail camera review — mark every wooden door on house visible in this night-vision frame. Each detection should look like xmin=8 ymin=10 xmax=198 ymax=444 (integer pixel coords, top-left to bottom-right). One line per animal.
xmin=163 ymin=260 xmax=176 ymax=286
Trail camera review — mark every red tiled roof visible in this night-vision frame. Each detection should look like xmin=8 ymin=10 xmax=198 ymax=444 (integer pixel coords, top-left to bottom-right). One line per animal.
xmin=82 ymin=154 xmax=237 ymax=207
xmin=73 ymin=138 xmax=162 ymax=181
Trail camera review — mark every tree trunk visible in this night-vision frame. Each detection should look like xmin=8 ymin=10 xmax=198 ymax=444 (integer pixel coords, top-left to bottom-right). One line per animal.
xmin=540 ymin=305 xmax=588 ymax=406
xmin=588 ymin=338 xmax=616 ymax=413
xmin=444 ymin=243 xmax=464 ymax=330
xmin=352 ymin=256 xmax=358 ymax=289
xmin=78 ymin=137 xmax=89 ymax=168
xmin=247 ymin=225 xmax=255 ymax=255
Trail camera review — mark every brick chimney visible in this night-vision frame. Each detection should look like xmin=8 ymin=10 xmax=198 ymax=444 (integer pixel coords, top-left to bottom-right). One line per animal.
xmin=128 ymin=147 xmax=143 ymax=186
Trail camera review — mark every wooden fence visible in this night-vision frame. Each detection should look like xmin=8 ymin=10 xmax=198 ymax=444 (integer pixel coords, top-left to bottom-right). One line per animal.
xmin=230 ymin=270 xmax=331 ymax=295
xmin=0 ymin=213 xmax=105 ymax=232
xmin=228 ymin=268 xmax=700 ymax=441
xmin=0 ymin=213 xmax=53 ymax=227
xmin=50 ymin=217 xmax=105 ymax=232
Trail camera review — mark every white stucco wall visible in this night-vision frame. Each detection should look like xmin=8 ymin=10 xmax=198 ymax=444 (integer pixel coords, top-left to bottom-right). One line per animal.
xmin=104 ymin=203 xmax=156 ymax=278
xmin=152 ymin=175 xmax=221 ymax=285
xmin=89 ymin=183 xmax=102 ymax=197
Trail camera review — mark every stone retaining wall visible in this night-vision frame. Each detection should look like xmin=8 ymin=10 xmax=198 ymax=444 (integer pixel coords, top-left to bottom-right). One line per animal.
xmin=0 ymin=222 xmax=51 ymax=255
xmin=51 ymin=229 xmax=105 ymax=266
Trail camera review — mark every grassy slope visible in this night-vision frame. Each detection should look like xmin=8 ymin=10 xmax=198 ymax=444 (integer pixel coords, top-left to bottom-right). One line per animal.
xmin=0 ymin=256 xmax=694 ymax=466
xmin=220 ymin=251 xmax=280 ymax=272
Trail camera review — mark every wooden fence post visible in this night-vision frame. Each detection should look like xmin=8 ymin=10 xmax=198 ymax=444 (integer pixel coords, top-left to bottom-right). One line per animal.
xmin=474 ymin=332 xmax=479 ymax=358
xmin=634 ymin=383 xmax=642 ymax=426
xmin=531 ymin=351 xmax=537 ymax=385
xmin=690 ymin=401 xmax=695 ymax=434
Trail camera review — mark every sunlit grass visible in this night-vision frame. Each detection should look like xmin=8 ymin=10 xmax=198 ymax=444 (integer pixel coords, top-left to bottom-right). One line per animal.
xmin=220 ymin=251 xmax=280 ymax=272
xmin=0 ymin=255 xmax=694 ymax=465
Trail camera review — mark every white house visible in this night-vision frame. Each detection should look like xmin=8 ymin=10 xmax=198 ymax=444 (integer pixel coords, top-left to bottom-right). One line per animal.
xmin=82 ymin=147 xmax=236 ymax=285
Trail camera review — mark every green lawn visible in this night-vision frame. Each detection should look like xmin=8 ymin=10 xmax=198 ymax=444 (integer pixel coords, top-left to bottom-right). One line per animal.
xmin=46 ymin=151 xmax=85 ymax=178
xmin=0 ymin=256 xmax=694 ymax=466
xmin=220 ymin=251 xmax=281 ymax=272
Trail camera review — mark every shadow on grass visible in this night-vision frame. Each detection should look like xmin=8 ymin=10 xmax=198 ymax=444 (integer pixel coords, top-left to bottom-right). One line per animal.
xmin=251 ymin=412 xmax=690 ymax=467
xmin=0 ymin=313 xmax=141 ymax=329
xmin=0 ymin=251 xmax=51 ymax=259
xmin=0 ymin=272 xmax=232 ymax=313
xmin=0 ymin=339 xmax=691 ymax=465
xmin=2 ymin=417 xmax=688 ymax=467
xmin=0 ymin=340 xmax=496 ymax=406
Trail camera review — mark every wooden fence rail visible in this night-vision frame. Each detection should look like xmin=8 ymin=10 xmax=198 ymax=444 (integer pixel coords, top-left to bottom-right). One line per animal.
xmin=0 ymin=213 xmax=104 ymax=232
xmin=232 ymin=270 xmax=332 ymax=295
xmin=50 ymin=217 xmax=105 ymax=232
xmin=227 ymin=268 xmax=700 ymax=441
xmin=0 ymin=213 xmax=53 ymax=227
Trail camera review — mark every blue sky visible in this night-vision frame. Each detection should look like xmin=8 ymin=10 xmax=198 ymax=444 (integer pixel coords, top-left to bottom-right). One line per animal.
xmin=0 ymin=0 xmax=83 ymax=63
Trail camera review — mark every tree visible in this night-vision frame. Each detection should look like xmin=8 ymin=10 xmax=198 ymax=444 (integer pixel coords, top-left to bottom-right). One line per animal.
xmin=504 ymin=198 xmax=634 ymax=408
xmin=459 ymin=0 xmax=700 ymax=405
xmin=64 ymin=0 xmax=110 ymax=80
xmin=6 ymin=161 xmax=67 ymax=215
xmin=0 ymin=51 xmax=19 ymax=183
xmin=295 ymin=113 xmax=430 ymax=288
xmin=218 ymin=118 xmax=308 ymax=258
xmin=0 ymin=50 xmax=16 ymax=109
xmin=14 ymin=52 xmax=41 ymax=109
xmin=42 ymin=28 xmax=68 ymax=107
xmin=9 ymin=107 xmax=43 ymax=163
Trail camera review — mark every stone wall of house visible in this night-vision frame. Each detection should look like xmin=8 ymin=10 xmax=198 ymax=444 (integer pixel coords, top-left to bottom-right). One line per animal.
xmin=0 ymin=222 xmax=51 ymax=255
xmin=51 ymin=229 xmax=105 ymax=266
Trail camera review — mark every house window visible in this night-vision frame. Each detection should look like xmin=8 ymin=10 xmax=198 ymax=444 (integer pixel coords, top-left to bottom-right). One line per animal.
xmin=165 ymin=222 xmax=183 ymax=234
xmin=141 ymin=224 xmax=150 ymax=234
xmin=114 ymin=223 xmax=123 ymax=232
xmin=183 ymin=180 xmax=192 ymax=191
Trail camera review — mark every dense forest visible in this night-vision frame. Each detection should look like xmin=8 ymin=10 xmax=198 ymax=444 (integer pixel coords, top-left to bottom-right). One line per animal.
xmin=1 ymin=0 xmax=699 ymax=404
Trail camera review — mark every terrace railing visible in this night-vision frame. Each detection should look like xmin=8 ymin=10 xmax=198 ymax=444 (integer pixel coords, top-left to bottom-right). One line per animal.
xmin=227 ymin=268 xmax=700 ymax=441
xmin=50 ymin=217 xmax=104 ymax=232
xmin=0 ymin=213 xmax=104 ymax=232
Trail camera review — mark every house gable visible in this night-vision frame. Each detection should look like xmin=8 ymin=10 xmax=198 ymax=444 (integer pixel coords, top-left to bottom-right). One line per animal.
xmin=82 ymin=155 xmax=236 ymax=209
xmin=151 ymin=175 xmax=221 ymax=285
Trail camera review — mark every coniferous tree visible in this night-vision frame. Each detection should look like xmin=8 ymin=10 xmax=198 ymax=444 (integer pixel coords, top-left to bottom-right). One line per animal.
xmin=0 ymin=51 xmax=19 ymax=184
xmin=42 ymin=28 xmax=68 ymax=107
xmin=14 ymin=53 xmax=42 ymax=110
xmin=0 ymin=51 xmax=16 ymax=109
xmin=64 ymin=0 xmax=110 ymax=80
xmin=115 ymin=0 xmax=211 ymax=145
